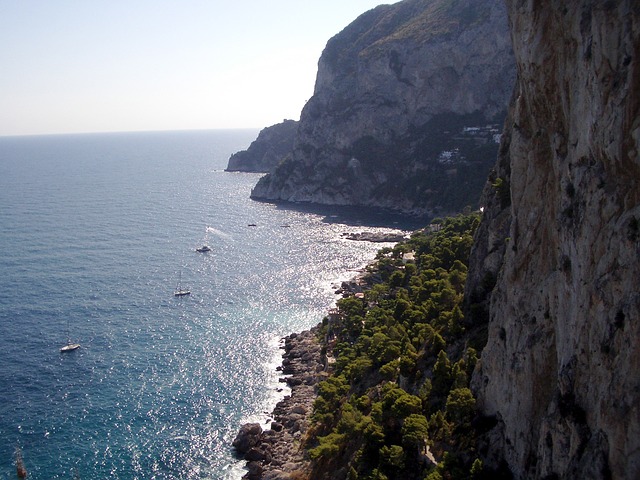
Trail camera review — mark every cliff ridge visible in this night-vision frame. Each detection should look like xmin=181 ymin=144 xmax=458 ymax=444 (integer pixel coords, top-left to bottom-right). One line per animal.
xmin=250 ymin=0 xmax=514 ymax=216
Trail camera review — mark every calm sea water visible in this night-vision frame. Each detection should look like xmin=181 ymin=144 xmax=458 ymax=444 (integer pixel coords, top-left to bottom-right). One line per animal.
xmin=0 ymin=130 xmax=424 ymax=480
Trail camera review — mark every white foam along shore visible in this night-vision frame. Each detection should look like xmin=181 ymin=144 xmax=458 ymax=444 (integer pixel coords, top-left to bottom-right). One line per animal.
xmin=233 ymin=326 xmax=325 ymax=479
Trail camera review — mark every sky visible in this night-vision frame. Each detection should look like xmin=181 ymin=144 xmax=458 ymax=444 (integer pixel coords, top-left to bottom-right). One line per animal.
xmin=0 ymin=0 xmax=397 ymax=136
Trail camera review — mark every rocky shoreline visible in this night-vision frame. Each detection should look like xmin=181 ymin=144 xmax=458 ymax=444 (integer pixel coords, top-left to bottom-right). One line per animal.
xmin=341 ymin=231 xmax=407 ymax=243
xmin=233 ymin=327 xmax=326 ymax=479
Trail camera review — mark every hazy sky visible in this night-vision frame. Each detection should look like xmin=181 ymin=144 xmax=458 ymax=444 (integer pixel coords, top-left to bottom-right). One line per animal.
xmin=0 ymin=0 xmax=397 ymax=136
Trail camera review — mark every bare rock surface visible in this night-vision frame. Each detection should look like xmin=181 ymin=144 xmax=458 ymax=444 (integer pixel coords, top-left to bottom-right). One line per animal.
xmin=467 ymin=2 xmax=640 ymax=479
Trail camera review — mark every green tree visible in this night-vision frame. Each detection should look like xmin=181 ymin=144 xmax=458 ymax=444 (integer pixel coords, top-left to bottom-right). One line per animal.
xmin=445 ymin=388 xmax=476 ymax=425
xmin=450 ymin=360 xmax=468 ymax=390
xmin=392 ymin=393 xmax=422 ymax=418
xmin=425 ymin=470 xmax=443 ymax=480
xmin=463 ymin=347 xmax=478 ymax=376
xmin=401 ymin=414 xmax=429 ymax=450
xmin=447 ymin=305 xmax=465 ymax=337
xmin=315 ymin=375 xmax=349 ymax=414
xmin=368 ymin=332 xmax=401 ymax=365
xmin=429 ymin=410 xmax=451 ymax=442
xmin=380 ymin=359 xmax=400 ymax=381
xmin=399 ymin=350 xmax=418 ymax=377
xmin=380 ymin=444 xmax=405 ymax=469
xmin=432 ymin=350 xmax=452 ymax=395
xmin=363 ymin=416 xmax=385 ymax=445
xmin=389 ymin=270 xmax=405 ymax=288
xmin=418 ymin=379 xmax=432 ymax=403
xmin=470 ymin=458 xmax=484 ymax=478
xmin=337 ymin=295 xmax=366 ymax=318
xmin=345 ymin=355 xmax=374 ymax=382
xmin=306 ymin=212 xmax=484 ymax=478
xmin=428 ymin=330 xmax=446 ymax=355
xmin=368 ymin=469 xmax=389 ymax=480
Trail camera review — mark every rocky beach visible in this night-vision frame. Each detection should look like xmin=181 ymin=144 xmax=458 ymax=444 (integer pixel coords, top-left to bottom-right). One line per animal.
xmin=233 ymin=327 xmax=325 ymax=479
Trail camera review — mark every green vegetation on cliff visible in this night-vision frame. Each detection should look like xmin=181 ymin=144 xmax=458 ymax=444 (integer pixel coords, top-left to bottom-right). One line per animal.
xmin=305 ymin=213 xmax=487 ymax=480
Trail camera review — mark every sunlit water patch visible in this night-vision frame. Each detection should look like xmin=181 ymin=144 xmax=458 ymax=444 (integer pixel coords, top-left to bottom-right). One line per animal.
xmin=0 ymin=130 xmax=423 ymax=479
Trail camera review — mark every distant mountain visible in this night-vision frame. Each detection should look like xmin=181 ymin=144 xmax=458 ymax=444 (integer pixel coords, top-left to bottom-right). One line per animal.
xmin=249 ymin=0 xmax=514 ymax=217
xmin=225 ymin=119 xmax=298 ymax=173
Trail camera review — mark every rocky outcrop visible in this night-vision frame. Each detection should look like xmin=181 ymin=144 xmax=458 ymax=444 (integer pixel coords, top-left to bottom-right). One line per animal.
xmin=250 ymin=0 xmax=514 ymax=216
xmin=467 ymin=2 xmax=640 ymax=479
xmin=234 ymin=328 xmax=325 ymax=479
xmin=341 ymin=231 xmax=407 ymax=242
xmin=226 ymin=120 xmax=298 ymax=173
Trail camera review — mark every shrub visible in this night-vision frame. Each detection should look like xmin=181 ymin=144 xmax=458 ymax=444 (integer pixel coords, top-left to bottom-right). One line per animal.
xmin=308 ymin=432 xmax=346 ymax=459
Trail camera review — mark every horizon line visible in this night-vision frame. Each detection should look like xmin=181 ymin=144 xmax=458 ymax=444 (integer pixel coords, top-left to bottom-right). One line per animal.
xmin=0 ymin=126 xmax=270 ymax=139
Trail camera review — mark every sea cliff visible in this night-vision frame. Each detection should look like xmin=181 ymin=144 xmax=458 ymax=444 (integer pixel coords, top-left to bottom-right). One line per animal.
xmin=466 ymin=1 xmax=640 ymax=478
xmin=249 ymin=0 xmax=514 ymax=217
xmin=226 ymin=120 xmax=298 ymax=173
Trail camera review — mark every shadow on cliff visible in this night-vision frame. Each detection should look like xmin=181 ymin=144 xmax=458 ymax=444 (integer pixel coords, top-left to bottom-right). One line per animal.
xmin=252 ymin=198 xmax=432 ymax=230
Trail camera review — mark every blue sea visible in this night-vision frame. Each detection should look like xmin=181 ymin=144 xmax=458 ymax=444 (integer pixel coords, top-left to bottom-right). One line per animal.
xmin=0 ymin=130 xmax=424 ymax=479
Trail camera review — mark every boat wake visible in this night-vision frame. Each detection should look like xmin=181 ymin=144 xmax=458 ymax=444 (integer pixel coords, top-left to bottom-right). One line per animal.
xmin=206 ymin=227 xmax=233 ymax=241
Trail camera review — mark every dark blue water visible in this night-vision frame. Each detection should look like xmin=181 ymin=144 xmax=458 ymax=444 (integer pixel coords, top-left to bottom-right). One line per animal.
xmin=0 ymin=130 xmax=412 ymax=479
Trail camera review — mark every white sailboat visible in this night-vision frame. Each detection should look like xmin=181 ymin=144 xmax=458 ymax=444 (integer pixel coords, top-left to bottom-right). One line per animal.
xmin=174 ymin=271 xmax=191 ymax=297
xmin=60 ymin=318 xmax=80 ymax=353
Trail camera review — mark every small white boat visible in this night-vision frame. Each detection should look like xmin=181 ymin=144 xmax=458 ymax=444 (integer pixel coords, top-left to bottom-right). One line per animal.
xmin=60 ymin=318 xmax=80 ymax=352
xmin=196 ymin=228 xmax=212 ymax=253
xmin=174 ymin=271 xmax=191 ymax=297
xmin=60 ymin=342 xmax=81 ymax=353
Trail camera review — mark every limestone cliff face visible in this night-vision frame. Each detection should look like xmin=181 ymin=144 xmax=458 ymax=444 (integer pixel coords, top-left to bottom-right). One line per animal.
xmin=226 ymin=120 xmax=298 ymax=173
xmin=251 ymin=0 xmax=514 ymax=216
xmin=468 ymin=2 xmax=640 ymax=478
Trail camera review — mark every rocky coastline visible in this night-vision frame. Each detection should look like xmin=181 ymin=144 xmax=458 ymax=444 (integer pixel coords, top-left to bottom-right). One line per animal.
xmin=341 ymin=231 xmax=407 ymax=243
xmin=233 ymin=327 xmax=326 ymax=479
